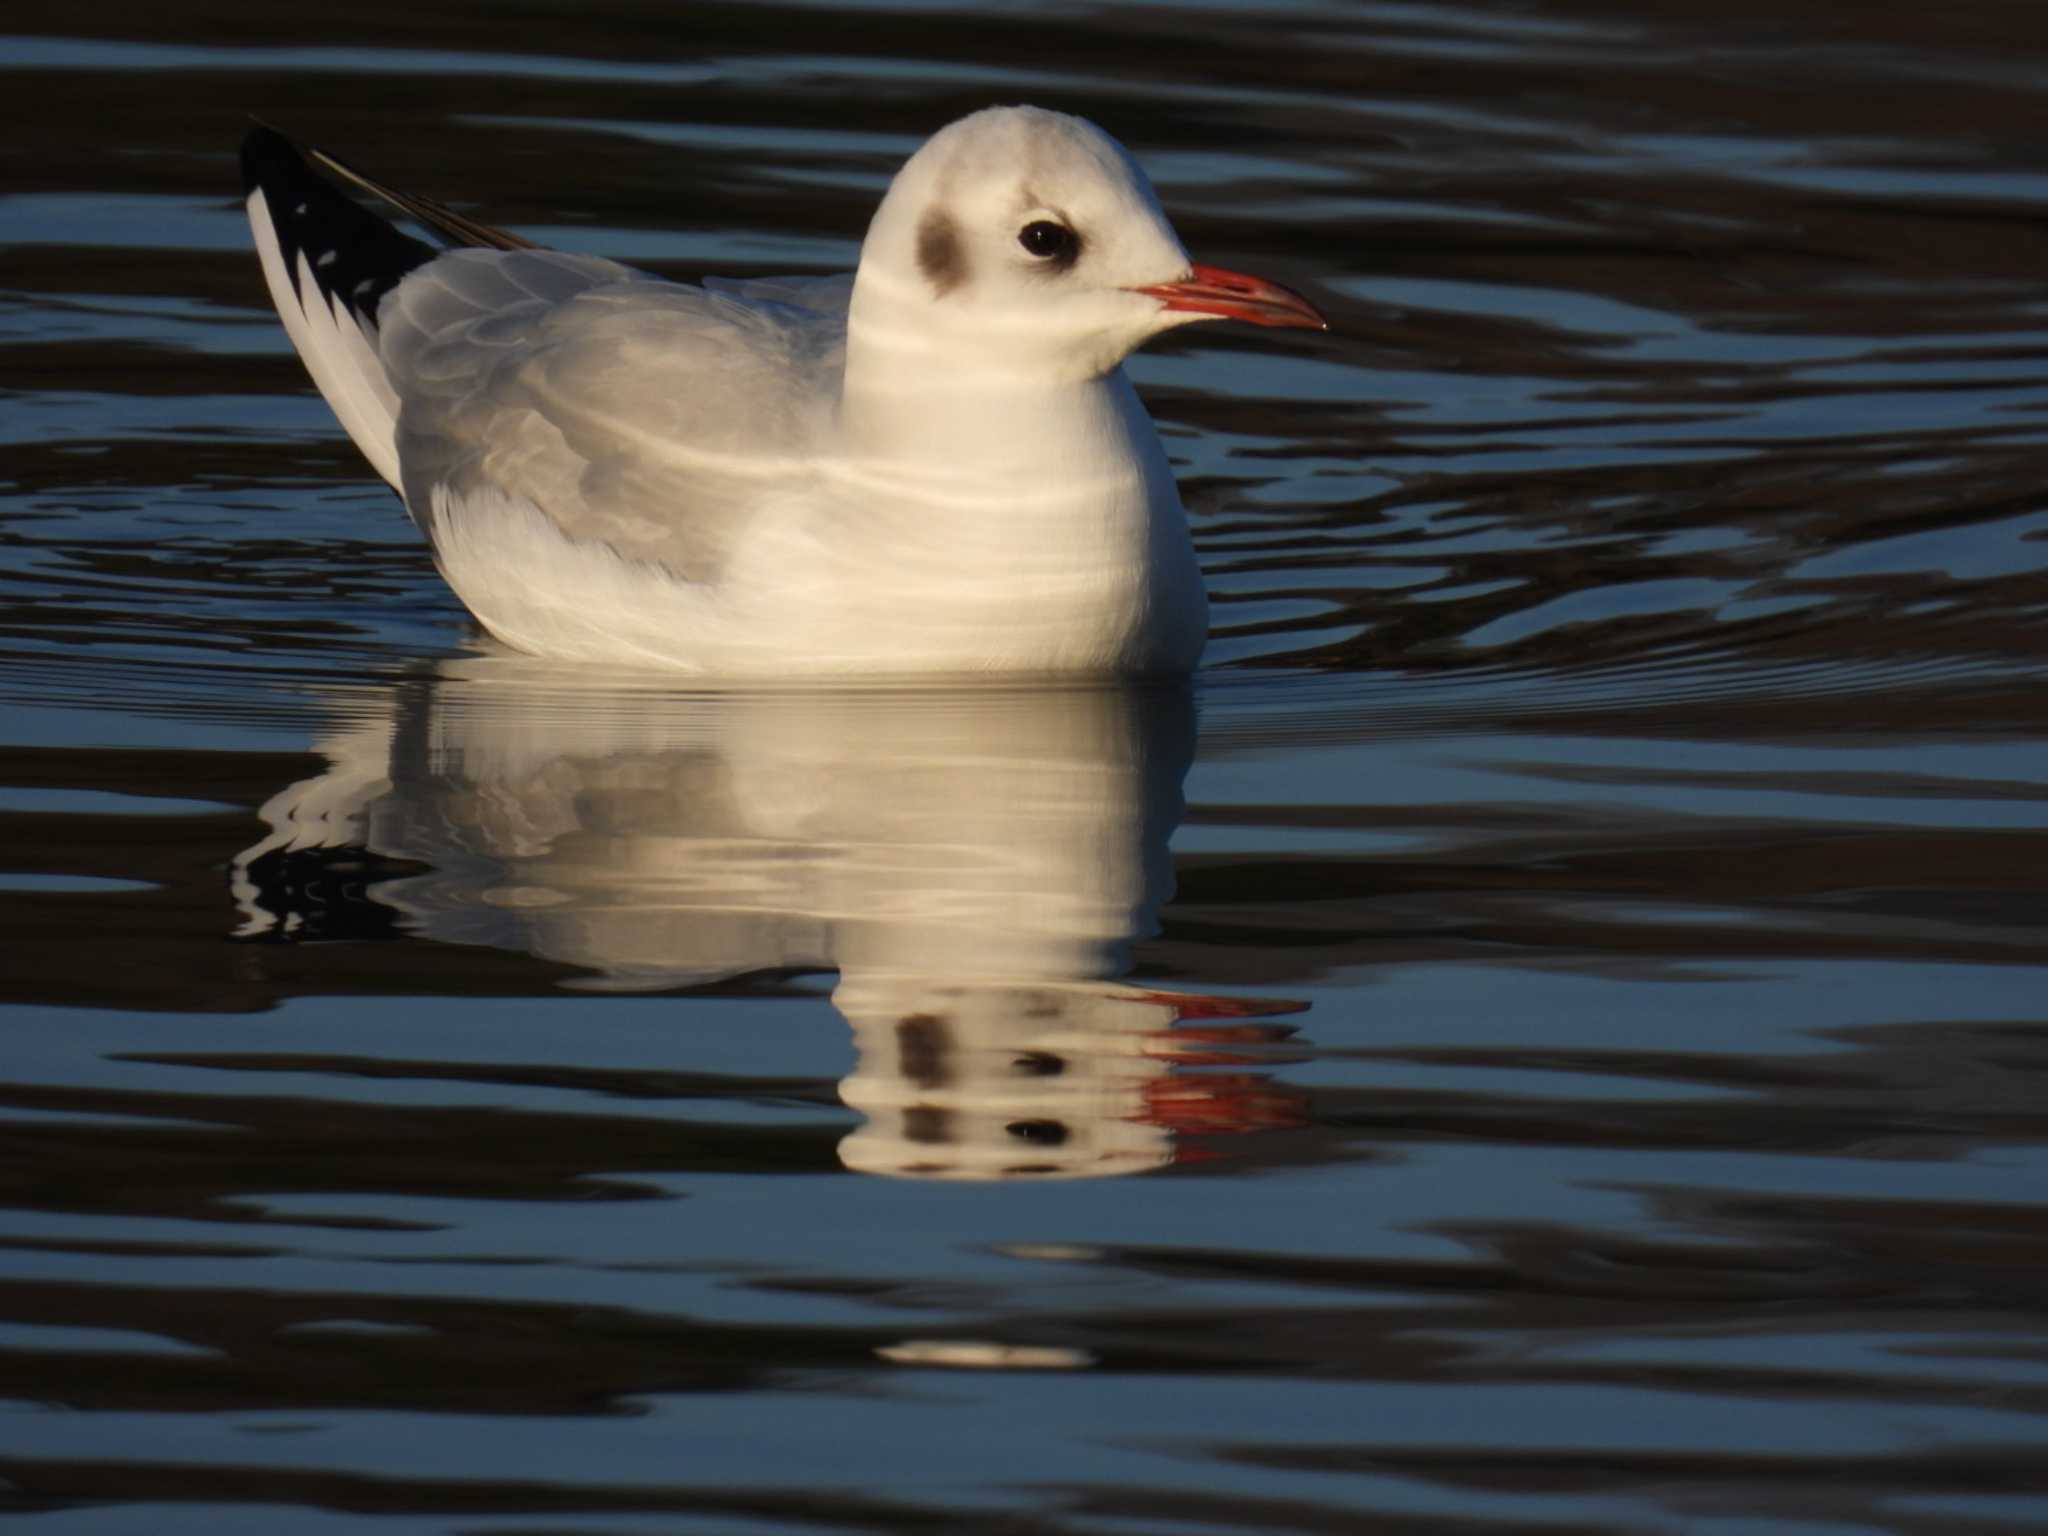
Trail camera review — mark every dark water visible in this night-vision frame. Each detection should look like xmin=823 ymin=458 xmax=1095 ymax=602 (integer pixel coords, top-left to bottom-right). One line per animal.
xmin=6 ymin=2 xmax=2048 ymax=1531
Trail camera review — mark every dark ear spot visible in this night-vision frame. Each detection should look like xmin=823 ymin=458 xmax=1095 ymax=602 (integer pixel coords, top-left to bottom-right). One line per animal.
xmin=916 ymin=208 xmax=966 ymax=297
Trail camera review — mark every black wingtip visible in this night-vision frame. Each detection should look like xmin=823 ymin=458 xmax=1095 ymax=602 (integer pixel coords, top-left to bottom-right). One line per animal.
xmin=240 ymin=122 xmax=438 ymax=325
xmin=241 ymin=123 xmax=537 ymax=256
xmin=240 ymin=120 xmax=304 ymax=200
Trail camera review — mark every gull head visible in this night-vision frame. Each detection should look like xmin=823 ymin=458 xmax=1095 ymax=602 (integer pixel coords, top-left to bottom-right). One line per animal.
xmin=851 ymin=105 xmax=1324 ymax=385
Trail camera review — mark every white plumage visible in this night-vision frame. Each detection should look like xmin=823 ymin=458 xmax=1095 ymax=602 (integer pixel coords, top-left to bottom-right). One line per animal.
xmin=244 ymin=107 xmax=1324 ymax=676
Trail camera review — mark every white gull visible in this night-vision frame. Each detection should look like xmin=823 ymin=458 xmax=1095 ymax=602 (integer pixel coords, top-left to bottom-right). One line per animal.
xmin=242 ymin=106 xmax=1325 ymax=677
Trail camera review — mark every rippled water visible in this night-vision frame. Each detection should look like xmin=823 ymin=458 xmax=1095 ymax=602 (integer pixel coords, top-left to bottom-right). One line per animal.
xmin=5 ymin=2 xmax=2048 ymax=1531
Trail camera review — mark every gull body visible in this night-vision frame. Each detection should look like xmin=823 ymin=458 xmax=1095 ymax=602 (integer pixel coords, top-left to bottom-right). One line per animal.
xmin=242 ymin=107 xmax=1324 ymax=677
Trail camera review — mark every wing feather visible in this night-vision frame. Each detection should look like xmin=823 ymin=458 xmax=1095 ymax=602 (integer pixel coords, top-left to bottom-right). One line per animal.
xmin=383 ymin=256 xmax=849 ymax=582
xmin=244 ymin=125 xmax=854 ymax=589
xmin=242 ymin=128 xmax=437 ymax=487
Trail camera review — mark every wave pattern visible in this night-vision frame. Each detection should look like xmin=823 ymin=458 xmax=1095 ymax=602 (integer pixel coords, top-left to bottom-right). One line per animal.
xmin=3 ymin=3 xmax=2048 ymax=1531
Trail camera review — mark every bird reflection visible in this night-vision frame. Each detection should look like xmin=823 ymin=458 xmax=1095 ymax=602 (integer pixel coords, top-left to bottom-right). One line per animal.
xmin=233 ymin=656 xmax=1306 ymax=1178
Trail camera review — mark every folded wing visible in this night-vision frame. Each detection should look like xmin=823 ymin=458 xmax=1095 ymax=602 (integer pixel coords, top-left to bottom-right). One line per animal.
xmin=382 ymin=258 xmax=847 ymax=582
xmin=243 ymin=127 xmax=851 ymax=586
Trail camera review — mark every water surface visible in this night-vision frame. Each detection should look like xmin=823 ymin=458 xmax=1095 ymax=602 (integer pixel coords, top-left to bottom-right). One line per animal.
xmin=4 ymin=2 xmax=2048 ymax=1531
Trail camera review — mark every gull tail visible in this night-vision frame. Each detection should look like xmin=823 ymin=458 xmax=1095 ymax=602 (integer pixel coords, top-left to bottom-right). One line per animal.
xmin=241 ymin=124 xmax=442 ymax=490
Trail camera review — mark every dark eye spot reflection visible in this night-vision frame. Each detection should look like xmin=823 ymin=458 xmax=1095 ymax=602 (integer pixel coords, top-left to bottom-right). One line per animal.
xmin=1017 ymin=220 xmax=1081 ymax=272
xmin=1006 ymin=1119 xmax=1070 ymax=1146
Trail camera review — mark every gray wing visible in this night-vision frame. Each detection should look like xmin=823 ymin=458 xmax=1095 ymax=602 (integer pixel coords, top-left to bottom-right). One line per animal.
xmin=377 ymin=250 xmax=851 ymax=583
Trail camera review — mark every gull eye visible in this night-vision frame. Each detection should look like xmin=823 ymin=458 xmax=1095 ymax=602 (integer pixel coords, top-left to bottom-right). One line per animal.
xmin=1017 ymin=220 xmax=1080 ymax=266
